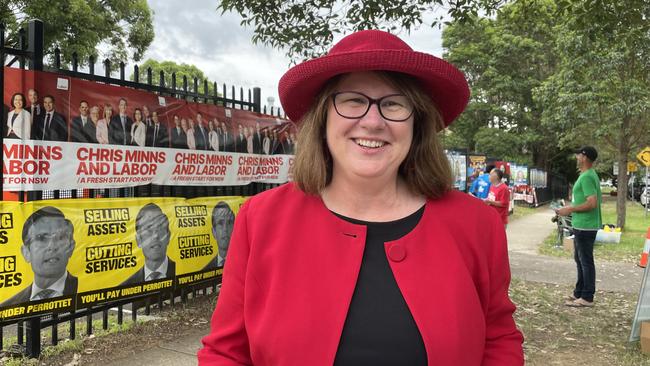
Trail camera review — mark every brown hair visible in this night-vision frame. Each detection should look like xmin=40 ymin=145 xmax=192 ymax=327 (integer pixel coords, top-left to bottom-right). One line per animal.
xmin=292 ymin=71 xmax=452 ymax=199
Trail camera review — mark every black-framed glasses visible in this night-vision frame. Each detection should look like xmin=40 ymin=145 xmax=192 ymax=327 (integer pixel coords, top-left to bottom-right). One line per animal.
xmin=331 ymin=92 xmax=414 ymax=122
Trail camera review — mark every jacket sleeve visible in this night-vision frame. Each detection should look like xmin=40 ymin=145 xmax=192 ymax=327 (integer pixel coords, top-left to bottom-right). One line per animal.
xmin=198 ymin=200 xmax=253 ymax=365
xmin=482 ymin=221 xmax=524 ymax=365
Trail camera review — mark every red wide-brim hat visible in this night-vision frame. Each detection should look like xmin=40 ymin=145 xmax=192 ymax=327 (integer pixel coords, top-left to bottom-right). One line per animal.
xmin=279 ymin=29 xmax=470 ymax=127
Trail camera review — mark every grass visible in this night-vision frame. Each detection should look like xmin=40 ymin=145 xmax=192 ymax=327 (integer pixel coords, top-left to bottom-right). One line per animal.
xmin=511 ymin=203 xmax=539 ymax=222
xmin=1 ymin=292 xmax=217 ymax=365
xmin=602 ymin=186 xmax=617 ymax=195
xmin=539 ymin=198 xmax=649 ymax=263
xmin=1 ymin=313 xmax=136 ymax=366
xmin=511 ymin=278 xmax=650 ymax=365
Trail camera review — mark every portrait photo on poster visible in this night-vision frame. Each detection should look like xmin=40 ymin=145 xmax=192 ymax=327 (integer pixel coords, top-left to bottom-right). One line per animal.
xmin=120 ymin=203 xmax=175 ymax=286
xmin=203 ymin=201 xmax=235 ymax=271
xmin=0 ymin=206 xmax=77 ymax=307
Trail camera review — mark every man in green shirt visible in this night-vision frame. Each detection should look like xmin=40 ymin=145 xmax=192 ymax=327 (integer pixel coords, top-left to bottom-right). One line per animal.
xmin=557 ymin=146 xmax=602 ymax=307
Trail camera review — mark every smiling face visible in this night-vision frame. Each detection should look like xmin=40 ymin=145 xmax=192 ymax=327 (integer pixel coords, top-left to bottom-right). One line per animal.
xmin=90 ymin=106 xmax=100 ymax=122
xmin=22 ymin=217 xmax=74 ymax=280
xmin=12 ymin=94 xmax=24 ymax=110
xmin=43 ymin=96 xmax=54 ymax=112
xmin=118 ymin=99 xmax=127 ymax=115
xmin=326 ymin=72 xmax=414 ymax=181
xmin=28 ymin=89 xmax=38 ymax=104
xmin=103 ymin=105 xmax=113 ymax=120
xmin=79 ymin=101 xmax=89 ymax=116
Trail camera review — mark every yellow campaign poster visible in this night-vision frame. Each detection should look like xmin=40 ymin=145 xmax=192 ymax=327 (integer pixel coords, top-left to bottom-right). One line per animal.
xmin=0 ymin=196 xmax=246 ymax=321
xmin=175 ymin=196 xmax=246 ymax=287
xmin=0 ymin=201 xmax=28 ymax=320
xmin=68 ymin=197 xmax=183 ymax=308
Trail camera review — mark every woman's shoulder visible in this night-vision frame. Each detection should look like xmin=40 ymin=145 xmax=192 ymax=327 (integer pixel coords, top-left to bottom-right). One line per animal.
xmin=244 ymin=183 xmax=314 ymax=216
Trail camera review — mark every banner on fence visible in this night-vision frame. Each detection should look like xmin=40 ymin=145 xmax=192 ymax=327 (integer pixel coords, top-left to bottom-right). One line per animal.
xmin=445 ymin=150 xmax=467 ymax=191
xmin=512 ymin=164 xmax=529 ymax=186
xmin=466 ymin=155 xmax=487 ymax=191
xmin=3 ymin=67 xmax=295 ymax=191
xmin=0 ymin=196 xmax=245 ymax=321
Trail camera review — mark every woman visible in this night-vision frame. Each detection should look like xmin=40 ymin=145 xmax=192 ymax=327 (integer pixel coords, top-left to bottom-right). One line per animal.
xmin=246 ymin=126 xmax=254 ymax=154
xmin=6 ymin=92 xmax=31 ymax=139
xmin=208 ymin=120 xmax=219 ymax=151
xmin=186 ymin=118 xmax=196 ymax=150
xmin=130 ymin=108 xmax=146 ymax=146
xmin=96 ymin=104 xmax=111 ymax=144
xmin=262 ymin=129 xmax=271 ymax=155
xmin=199 ymin=30 xmax=523 ymax=365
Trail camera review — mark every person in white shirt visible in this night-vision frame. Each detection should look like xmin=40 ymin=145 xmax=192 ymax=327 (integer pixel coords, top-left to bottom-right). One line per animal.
xmin=186 ymin=118 xmax=196 ymax=150
xmin=208 ymin=120 xmax=219 ymax=151
xmin=96 ymin=104 xmax=111 ymax=144
xmin=5 ymin=92 xmax=31 ymax=139
xmin=130 ymin=108 xmax=147 ymax=146
xmin=262 ymin=129 xmax=271 ymax=155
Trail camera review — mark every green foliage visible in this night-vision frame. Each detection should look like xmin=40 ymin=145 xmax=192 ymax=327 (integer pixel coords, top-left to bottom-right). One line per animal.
xmin=473 ymin=126 xmax=531 ymax=163
xmin=2 ymin=0 xmax=154 ymax=65
xmin=442 ymin=0 xmax=560 ymax=169
xmin=131 ymin=59 xmax=216 ymax=95
xmin=534 ymin=0 xmax=650 ymax=227
xmin=217 ymin=0 xmax=503 ymax=62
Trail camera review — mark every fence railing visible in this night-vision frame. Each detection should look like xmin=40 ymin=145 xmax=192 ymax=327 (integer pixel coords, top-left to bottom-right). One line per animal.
xmin=1 ymin=19 xmax=284 ymax=359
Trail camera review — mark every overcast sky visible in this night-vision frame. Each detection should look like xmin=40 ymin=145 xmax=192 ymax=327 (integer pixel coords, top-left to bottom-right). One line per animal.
xmin=143 ymin=1 xmax=446 ymax=113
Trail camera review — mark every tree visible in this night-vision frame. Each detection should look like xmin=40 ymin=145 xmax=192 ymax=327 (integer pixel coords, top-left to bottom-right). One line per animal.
xmin=1 ymin=0 xmax=154 ymax=65
xmin=442 ymin=0 xmax=561 ymax=168
xmin=535 ymin=1 xmax=650 ymax=228
xmin=217 ymin=0 xmax=504 ymax=62
xmin=130 ymin=59 xmax=216 ymax=96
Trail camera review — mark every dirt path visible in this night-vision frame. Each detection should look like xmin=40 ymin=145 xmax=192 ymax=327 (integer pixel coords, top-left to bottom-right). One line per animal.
xmin=507 ymin=209 xmax=644 ymax=294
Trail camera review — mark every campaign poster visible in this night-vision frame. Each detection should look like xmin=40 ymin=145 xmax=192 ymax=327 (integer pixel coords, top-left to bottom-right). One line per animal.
xmin=174 ymin=196 xmax=246 ymax=287
xmin=0 ymin=202 xmax=29 ymax=320
xmin=70 ymin=198 xmax=184 ymax=308
xmin=446 ymin=151 xmax=467 ymax=191
xmin=3 ymin=67 xmax=296 ymax=191
xmin=0 ymin=201 xmax=77 ymax=320
xmin=513 ymin=164 xmax=528 ymax=186
xmin=466 ymin=155 xmax=487 ymax=191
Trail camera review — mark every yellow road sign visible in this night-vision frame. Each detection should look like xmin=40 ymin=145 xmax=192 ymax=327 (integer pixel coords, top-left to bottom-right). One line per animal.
xmin=629 ymin=162 xmax=639 ymax=172
xmin=638 ymin=147 xmax=650 ymax=167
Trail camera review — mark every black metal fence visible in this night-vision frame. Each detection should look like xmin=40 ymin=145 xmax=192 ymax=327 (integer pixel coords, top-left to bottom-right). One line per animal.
xmin=1 ymin=19 xmax=283 ymax=359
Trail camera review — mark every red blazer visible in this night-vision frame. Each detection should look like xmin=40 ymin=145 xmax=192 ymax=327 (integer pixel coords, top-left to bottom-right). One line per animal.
xmin=199 ymin=184 xmax=524 ymax=365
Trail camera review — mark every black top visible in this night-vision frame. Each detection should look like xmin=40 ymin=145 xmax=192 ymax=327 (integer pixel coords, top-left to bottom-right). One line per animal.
xmin=333 ymin=206 xmax=427 ymax=366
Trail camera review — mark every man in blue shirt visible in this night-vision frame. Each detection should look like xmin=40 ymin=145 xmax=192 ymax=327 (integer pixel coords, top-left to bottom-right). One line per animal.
xmin=470 ymin=165 xmax=493 ymax=199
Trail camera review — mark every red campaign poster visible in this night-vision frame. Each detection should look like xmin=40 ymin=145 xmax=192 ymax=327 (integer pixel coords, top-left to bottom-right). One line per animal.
xmin=3 ymin=67 xmax=297 ymax=191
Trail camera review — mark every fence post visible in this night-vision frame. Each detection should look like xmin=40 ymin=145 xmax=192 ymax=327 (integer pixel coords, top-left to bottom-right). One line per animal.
xmin=253 ymin=87 xmax=261 ymax=113
xmin=26 ymin=317 xmax=41 ymax=357
xmin=1 ymin=23 xmax=5 ymax=194
xmin=27 ymin=19 xmax=44 ymax=71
